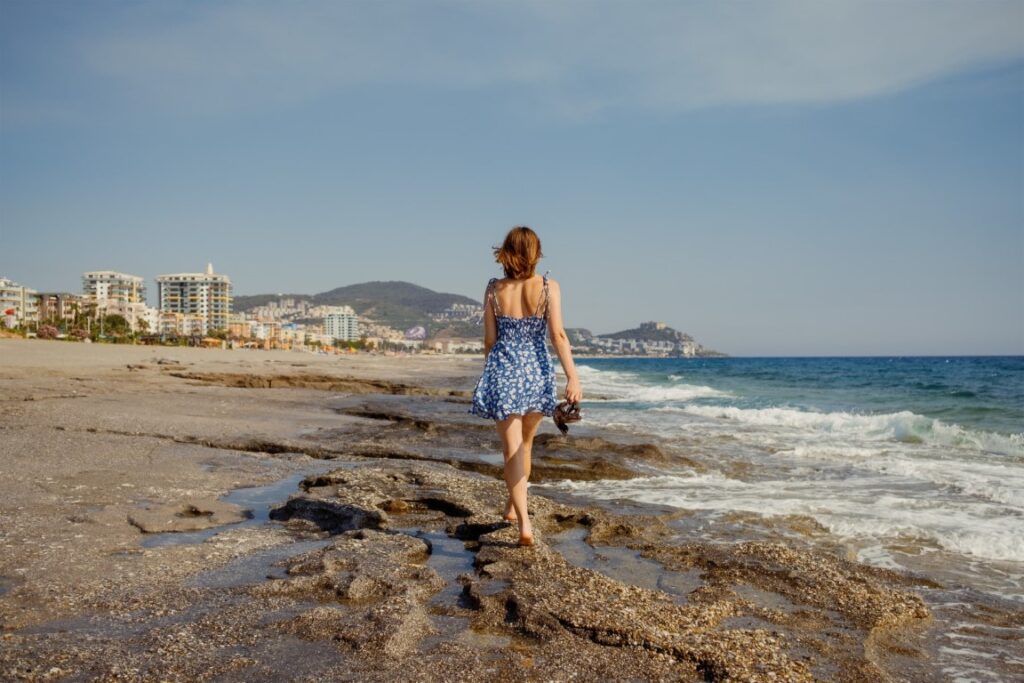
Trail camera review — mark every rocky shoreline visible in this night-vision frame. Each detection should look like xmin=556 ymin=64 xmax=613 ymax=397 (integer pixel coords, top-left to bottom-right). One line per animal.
xmin=0 ymin=341 xmax=974 ymax=681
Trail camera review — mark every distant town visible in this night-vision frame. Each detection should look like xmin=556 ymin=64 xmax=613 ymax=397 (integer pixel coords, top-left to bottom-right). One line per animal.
xmin=1 ymin=267 xmax=726 ymax=357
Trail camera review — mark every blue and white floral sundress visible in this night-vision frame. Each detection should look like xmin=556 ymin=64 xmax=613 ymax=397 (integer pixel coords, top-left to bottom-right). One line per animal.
xmin=469 ymin=272 xmax=557 ymax=421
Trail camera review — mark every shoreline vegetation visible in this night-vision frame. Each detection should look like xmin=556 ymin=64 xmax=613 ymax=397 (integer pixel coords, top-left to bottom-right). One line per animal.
xmin=0 ymin=339 xmax=999 ymax=681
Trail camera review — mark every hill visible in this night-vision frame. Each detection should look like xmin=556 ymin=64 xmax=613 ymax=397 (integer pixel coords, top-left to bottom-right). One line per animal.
xmin=313 ymin=281 xmax=477 ymax=312
xmin=235 ymin=281 xmax=480 ymax=335
xmin=598 ymin=321 xmax=694 ymax=342
xmin=232 ymin=293 xmax=309 ymax=310
xmin=589 ymin=321 xmax=727 ymax=356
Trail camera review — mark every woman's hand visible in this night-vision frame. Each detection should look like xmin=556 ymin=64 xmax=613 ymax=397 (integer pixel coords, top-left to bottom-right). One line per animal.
xmin=564 ymin=376 xmax=582 ymax=403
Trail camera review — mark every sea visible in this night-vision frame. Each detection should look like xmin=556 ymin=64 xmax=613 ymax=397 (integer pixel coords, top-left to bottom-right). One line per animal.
xmin=551 ymin=355 xmax=1024 ymax=678
xmin=554 ymin=356 xmax=1024 ymax=602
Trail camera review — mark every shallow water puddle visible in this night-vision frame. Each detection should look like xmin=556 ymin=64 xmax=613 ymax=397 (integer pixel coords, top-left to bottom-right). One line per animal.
xmin=186 ymin=538 xmax=332 ymax=589
xmin=207 ymin=633 xmax=350 ymax=682
xmin=549 ymin=526 xmax=702 ymax=603
xmin=399 ymin=528 xmax=477 ymax=609
xmin=730 ymin=582 xmax=808 ymax=614
xmin=140 ymin=465 xmax=336 ymax=548
xmin=395 ymin=527 xmax=519 ymax=655
xmin=0 ymin=575 xmax=24 ymax=596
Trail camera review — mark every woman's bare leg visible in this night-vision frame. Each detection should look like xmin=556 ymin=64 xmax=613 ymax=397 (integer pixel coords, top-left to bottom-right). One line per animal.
xmin=504 ymin=412 xmax=544 ymax=521
xmin=496 ymin=415 xmax=532 ymax=544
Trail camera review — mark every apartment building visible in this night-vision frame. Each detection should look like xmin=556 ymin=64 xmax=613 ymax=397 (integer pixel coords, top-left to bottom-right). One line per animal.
xmin=156 ymin=263 xmax=232 ymax=334
xmin=82 ymin=271 xmax=146 ymax=305
xmin=323 ymin=306 xmax=359 ymax=342
xmin=0 ymin=276 xmax=38 ymax=325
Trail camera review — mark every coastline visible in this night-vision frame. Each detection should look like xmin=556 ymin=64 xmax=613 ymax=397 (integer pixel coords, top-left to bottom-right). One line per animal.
xmin=0 ymin=339 xmax=1004 ymax=681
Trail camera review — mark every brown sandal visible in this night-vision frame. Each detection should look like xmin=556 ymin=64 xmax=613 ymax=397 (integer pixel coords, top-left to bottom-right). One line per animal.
xmin=553 ymin=400 xmax=583 ymax=435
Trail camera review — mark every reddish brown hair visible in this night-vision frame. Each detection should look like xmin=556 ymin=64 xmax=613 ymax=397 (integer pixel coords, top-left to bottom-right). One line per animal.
xmin=493 ymin=226 xmax=543 ymax=279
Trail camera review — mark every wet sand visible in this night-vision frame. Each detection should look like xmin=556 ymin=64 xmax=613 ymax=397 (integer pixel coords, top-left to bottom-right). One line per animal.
xmin=0 ymin=339 xmax=1010 ymax=681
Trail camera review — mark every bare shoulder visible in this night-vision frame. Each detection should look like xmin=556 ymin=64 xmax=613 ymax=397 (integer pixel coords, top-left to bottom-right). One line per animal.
xmin=546 ymin=277 xmax=561 ymax=293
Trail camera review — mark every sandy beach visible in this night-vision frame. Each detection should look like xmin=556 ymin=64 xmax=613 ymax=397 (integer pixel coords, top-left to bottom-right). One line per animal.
xmin=1 ymin=339 xmax=1003 ymax=681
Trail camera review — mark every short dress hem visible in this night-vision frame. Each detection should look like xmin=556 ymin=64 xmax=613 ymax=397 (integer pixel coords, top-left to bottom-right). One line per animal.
xmin=468 ymin=404 xmax=555 ymax=422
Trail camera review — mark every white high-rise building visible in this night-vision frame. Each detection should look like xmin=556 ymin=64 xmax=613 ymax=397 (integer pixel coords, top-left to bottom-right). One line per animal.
xmin=82 ymin=271 xmax=146 ymax=305
xmin=156 ymin=263 xmax=232 ymax=334
xmin=324 ymin=306 xmax=359 ymax=342
xmin=0 ymin=276 xmax=38 ymax=325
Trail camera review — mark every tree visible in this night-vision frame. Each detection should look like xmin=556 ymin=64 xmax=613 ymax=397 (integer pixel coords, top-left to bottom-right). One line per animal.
xmin=93 ymin=314 xmax=130 ymax=340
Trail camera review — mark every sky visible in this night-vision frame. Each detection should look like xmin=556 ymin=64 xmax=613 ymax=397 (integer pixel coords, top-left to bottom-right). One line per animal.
xmin=1 ymin=0 xmax=1022 ymax=356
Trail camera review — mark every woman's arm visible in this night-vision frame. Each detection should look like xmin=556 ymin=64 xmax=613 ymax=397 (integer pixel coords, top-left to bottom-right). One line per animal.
xmin=482 ymin=283 xmax=497 ymax=356
xmin=546 ymin=279 xmax=582 ymax=402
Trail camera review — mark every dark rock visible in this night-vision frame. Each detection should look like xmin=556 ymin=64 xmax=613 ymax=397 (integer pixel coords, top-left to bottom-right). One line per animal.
xmin=268 ymin=497 xmax=387 ymax=534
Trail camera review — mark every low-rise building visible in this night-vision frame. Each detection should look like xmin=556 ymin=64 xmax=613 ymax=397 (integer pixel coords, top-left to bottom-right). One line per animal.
xmin=100 ymin=300 xmax=161 ymax=334
xmin=360 ymin=321 xmax=406 ymax=341
xmin=435 ymin=303 xmax=484 ymax=324
xmin=36 ymin=292 xmax=87 ymax=326
xmin=158 ymin=311 xmax=207 ymax=337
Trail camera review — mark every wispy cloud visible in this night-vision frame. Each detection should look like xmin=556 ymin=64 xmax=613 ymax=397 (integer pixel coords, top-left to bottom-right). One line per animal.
xmin=13 ymin=1 xmax=1024 ymax=118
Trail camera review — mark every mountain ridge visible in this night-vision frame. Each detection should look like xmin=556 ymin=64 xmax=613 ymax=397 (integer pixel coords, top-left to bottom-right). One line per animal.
xmin=234 ymin=281 xmax=479 ymax=334
xmin=599 ymin=322 xmax=695 ymax=342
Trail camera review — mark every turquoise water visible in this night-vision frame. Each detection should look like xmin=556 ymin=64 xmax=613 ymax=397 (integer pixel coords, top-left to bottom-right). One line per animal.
xmin=555 ymin=355 xmax=1024 ymax=599
xmin=578 ymin=355 xmax=1023 ymax=439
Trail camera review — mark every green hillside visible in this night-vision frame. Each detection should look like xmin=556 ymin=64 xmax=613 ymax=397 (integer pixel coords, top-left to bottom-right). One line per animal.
xmin=314 ymin=281 xmax=476 ymax=311
xmin=234 ymin=281 xmax=481 ymax=336
xmin=600 ymin=323 xmax=694 ymax=342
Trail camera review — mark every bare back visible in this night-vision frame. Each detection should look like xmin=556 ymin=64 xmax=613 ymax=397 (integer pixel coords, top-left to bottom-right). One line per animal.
xmin=491 ymin=274 xmax=548 ymax=319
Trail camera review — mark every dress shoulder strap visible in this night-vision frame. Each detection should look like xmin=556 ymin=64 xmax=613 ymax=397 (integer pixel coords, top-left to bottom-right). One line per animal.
xmin=486 ymin=277 xmax=501 ymax=316
xmin=536 ymin=270 xmax=551 ymax=318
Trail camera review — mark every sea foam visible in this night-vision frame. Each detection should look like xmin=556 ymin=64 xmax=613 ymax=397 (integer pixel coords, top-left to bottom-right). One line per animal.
xmin=575 ymin=364 xmax=731 ymax=402
xmin=555 ymin=473 xmax=1024 ymax=563
xmin=661 ymin=404 xmax=1024 ymax=457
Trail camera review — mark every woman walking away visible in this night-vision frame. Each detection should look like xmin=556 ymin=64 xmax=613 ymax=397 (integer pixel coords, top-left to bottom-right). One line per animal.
xmin=469 ymin=226 xmax=583 ymax=546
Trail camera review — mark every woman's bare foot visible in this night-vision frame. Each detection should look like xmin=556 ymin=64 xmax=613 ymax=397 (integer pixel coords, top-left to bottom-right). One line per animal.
xmin=518 ymin=521 xmax=534 ymax=546
xmin=503 ymin=498 xmax=517 ymax=521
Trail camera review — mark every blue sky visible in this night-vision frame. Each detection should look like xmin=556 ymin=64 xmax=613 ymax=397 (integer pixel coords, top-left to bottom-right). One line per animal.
xmin=1 ymin=1 xmax=1022 ymax=356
